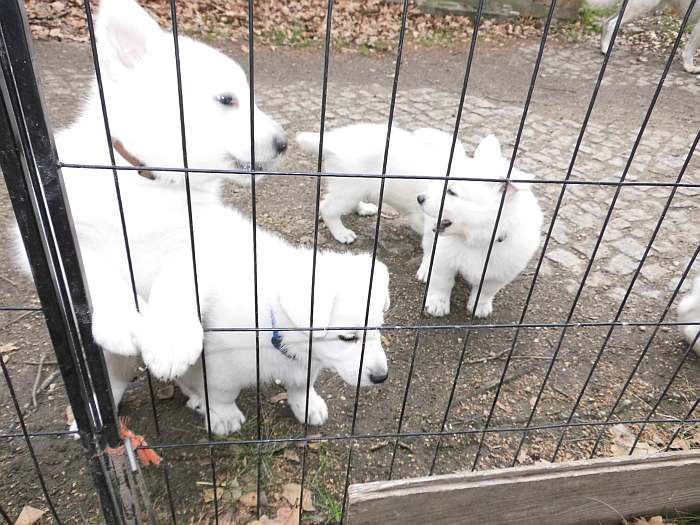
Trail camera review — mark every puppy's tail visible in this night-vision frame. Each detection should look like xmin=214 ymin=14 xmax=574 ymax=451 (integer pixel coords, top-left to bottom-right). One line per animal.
xmin=296 ymin=132 xmax=322 ymax=154
xmin=296 ymin=132 xmax=341 ymax=161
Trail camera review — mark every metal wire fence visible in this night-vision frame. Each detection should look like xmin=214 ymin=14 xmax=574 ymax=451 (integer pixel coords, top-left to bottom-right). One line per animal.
xmin=1 ymin=0 xmax=699 ymax=523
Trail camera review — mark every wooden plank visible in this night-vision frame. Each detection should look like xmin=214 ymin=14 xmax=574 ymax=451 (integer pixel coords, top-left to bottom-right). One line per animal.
xmin=347 ymin=450 xmax=700 ymax=525
xmin=418 ymin=0 xmax=582 ymax=20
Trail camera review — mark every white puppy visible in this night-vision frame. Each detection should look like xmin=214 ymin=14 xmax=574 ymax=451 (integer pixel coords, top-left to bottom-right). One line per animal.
xmin=417 ymin=136 xmax=543 ymax=318
xmin=156 ymin=208 xmax=392 ymax=435
xmin=296 ymin=124 xmax=469 ymax=244
xmin=13 ymin=0 xmax=286 ymax=382
xmin=591 ymin=0 xmax=700 ymax=74
xmin=678 ymin=276 xmax=700 ymax=355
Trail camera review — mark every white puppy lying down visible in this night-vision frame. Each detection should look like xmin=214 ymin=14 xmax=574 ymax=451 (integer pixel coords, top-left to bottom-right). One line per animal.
xmin=417 ymin=136 xmax=543 ymax=318
xmin=107 ymin=205 xmax=391 ymax=436
xmin=296 ymin=124 xmax=469 ymax=244
xmin=678 ymin=276 xmax=700 ymax=355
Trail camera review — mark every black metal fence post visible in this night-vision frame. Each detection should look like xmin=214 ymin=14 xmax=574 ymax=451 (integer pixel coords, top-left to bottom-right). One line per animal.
xmin=0 ymin=1 xmax=124 ymax=522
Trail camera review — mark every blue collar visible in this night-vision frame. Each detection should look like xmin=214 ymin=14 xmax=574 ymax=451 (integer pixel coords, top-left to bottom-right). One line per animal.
xmin=270 ymin=309 xmax=296 ymax=361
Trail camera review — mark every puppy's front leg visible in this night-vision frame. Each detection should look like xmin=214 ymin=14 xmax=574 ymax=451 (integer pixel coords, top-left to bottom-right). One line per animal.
xmin=137 ymin=258 xmax=204 ymax=380
xmin=467 ymin=279 xmax=501 ymax=318
xmin=682 ymin=23 xmax=700 ymax=74
xmin=416 ymin=220 xmax=437 ymax=282
xmin=287 ymin=385 xmax=328 ymax=426
xmin=82 ymin=250 xmax=145 ymax=358
xmin=424 ymin=261 xmax=456 ymax=317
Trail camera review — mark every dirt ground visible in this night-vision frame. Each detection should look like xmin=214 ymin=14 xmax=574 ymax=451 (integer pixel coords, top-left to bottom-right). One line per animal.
xmin=1 ymin=19 xmax=700 ymax=525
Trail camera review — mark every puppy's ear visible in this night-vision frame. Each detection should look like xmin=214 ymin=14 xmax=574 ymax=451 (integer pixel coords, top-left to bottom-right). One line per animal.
xmin=502 ymin=168 xmax=532 ymax=193
xmin=96 ymin=0 xmax=162 ymax=74
xmin=474 ymin=134 xmax=502 ymax=161
xmin=373 ymin=262 xmax=391 ymax=313
xmin=277 ymin=278 xmax=335 ymax=339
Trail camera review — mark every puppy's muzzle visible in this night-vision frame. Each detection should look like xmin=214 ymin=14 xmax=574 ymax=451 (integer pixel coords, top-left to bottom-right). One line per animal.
xmin=433 ymin=219 xmax=452 ymax=233
xmin=416 ymin=194 xmax=426 ymax=205
xmin=370 ymin=371 xmax=389 ymax=384
xmin=273 ymin=134 xmax=288 ymax=155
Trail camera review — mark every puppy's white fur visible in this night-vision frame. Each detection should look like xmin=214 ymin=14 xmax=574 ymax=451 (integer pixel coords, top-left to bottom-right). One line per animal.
xmin=14 ymin=0 xmax=286 ymax=380
xmin=417 ymin=135 xmax=543 ymax=318
xmin=591 ymin=0 xmax=700 ymax=74
xmin=678 ymin=276 xmax=700 ymax=355
xmin=296 ymin=123 xmax=469 ymax=244
xmin=164 ymin=212 xmax=392 ymax=435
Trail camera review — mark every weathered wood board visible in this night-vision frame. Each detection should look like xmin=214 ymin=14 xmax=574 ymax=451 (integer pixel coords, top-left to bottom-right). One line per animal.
xmin=347 ymin=450 xmax=700 ymax=525
xmin=418 ymin=0 xmax=582 ymax=20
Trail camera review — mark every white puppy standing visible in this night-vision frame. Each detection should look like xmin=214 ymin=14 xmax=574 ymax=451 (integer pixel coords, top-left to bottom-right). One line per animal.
xmin=296 ymin=123 xmax=470 ymax=244
xmin=168 ymin=208 xmax=391 ymax=434
xmin=417 ymin=136 xmax=543 ymax=318
xmin=677 ymin=276 xmax=700 ymax=355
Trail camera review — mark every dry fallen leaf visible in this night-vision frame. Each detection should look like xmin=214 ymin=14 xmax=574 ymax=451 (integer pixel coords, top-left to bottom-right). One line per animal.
xmin=0 ymin=343 xmax=18 ymax=354
xmin=610 ymin=424 xmax=657 ymax=457
xmin=15 ymin=505 xmax=45 ymax=525
xmin=156 ymin=384 xmax=175 ymax=400
xmin=281 ymin=483 xmax=315 ymax=512
xmin=239 ymin=491 xmax=257 ymax=508
xmin=270 ymin=392 xmax=288 ymax=403
xmin=634 ymin=516 xmax=670 ymax=525
xmin=260 ymin=507 xmax=299 ymax=525
xmin=282 ymin=449 xmax=300 ymax=463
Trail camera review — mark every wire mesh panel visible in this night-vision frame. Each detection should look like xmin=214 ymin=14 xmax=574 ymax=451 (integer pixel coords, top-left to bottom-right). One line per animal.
xmin=1 ymin=0 xmax=699 ymax=523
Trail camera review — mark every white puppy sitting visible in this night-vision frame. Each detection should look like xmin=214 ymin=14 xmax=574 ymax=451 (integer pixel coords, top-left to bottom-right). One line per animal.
xmin=296 ymin=124 xmax=469 ymax=244
xmin=678 ymin=276 xmax=700 ymax=355
xmin=12 ymin=0 xmax=287 ymax=385
xmin=132 ymin=205 xmax=392 ymax=435
xmin=417 ymin=135 xmax=543 ymax=318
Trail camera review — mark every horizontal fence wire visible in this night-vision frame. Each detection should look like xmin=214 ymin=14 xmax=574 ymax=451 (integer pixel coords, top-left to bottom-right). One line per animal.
xmin=134 ymin=417 xmax=700 ymax=452
xmin=56 ymin=162 xmax=700 ymax=187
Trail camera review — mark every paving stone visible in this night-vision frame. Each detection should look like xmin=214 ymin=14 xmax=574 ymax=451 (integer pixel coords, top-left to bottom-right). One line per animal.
xmin=607 ymin=253 xmax=639 ymax=275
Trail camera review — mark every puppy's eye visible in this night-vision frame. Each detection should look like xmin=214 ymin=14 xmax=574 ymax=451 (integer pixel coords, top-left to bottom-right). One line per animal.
xmin=338 ymin=334 xmax=358 ymax=342
xmin=447 ymin=188 xmax=458 ymax=197
xmin=216 ymin=94 xmax=238 ymax=107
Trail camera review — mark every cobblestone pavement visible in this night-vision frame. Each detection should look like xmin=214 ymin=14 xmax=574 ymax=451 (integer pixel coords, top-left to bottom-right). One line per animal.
xmin=1 ymin=38 xmax=699 ymax=522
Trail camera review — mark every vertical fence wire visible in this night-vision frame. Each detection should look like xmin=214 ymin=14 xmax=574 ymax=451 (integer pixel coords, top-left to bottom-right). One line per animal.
xmin=79 ymin=2 xmax=178 ymax=520
xmin=339 ymin=0 xmax=412 ymax=514
xmin=387 ymin=0 xmax=486 ymax=480
xmin=167 ymin=0 xmax=219 ymax=522
xmin=511 ymin=0 xmax=697 ymax=465
xmin=244 ymin=0 xmax=264 ymax=517
xmin=583 ymin=243 xmax=699 ymax=455
xmin=297 ymin=0 xmax=336 ymax=522
xmin=665 ymin=393 xmax=700 ymax=452
xmin=466 ymin=0 xmax=630 ymax=471
xmin=549 ymin=128 xmax=700 ymax=462
xmin=629 ymin=328 xmax=700 ymax=453
xmin=427 ymin=0 xmax=558 ymax=475
xmin=0 ymin=348 xmax=63 ymax=524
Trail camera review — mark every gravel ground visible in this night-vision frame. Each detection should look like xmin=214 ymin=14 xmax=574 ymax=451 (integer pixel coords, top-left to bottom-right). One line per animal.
xmin=1 ymin=19 xmax=699 ymax=525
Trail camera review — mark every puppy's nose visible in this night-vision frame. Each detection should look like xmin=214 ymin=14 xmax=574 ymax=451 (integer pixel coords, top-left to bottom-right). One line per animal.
xmin=370 ymin=371 xmax=388 ymax=384
xmin=273 ymin=135 xmax=288 ymax=155
xmin=416 ymin=194 xmax=426 ymax=205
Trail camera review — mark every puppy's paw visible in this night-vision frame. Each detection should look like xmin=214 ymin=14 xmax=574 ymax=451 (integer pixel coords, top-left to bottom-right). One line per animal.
xmin=92 ymin=308 xmax=142 ymax=356
xmin=683 ymin=61 xmax=700 ymax=74
xmin=288 ymin=389 xmax=328 ymax=426
xmin=416 ymin=261 xmax=431 ymax=283
xmin=208 ymin=405 xmax=246 ymax=436
xmin=425 ymin=295 xmax=450 ymax=317
xmin=469 ymin=299 xmax=493 ymax=318
xmin=356 ymin=202 xmax=378 ymax=216
xmin=331 ymin=228 xmax=357 ymax=244
xmin=139 ymin=317 xmax=203 ymax=380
